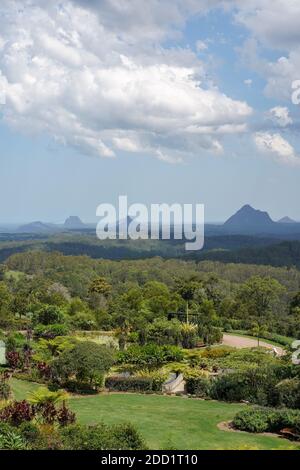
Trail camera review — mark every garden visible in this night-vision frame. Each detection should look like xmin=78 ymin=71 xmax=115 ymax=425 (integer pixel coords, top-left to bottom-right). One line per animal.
xmin=1 ymin=255 xmax=300 ymax=449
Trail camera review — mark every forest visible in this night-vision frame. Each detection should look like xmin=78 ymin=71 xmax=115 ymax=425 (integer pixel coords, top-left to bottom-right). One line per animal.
xmin=1 ymin=246 xmax=300 ymax=450
xmin=1 ymin=250 xmax=300 ymax=340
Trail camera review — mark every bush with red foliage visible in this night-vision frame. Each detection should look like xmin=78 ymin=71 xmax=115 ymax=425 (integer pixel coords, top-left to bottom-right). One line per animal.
xmin=36 ymin=362 xmax=52 ymax=380
xmin=56 ymin=402 xmax=76 ymax=427
xmin=0 ymin=400 xmax=35 ymax=426
xmin=6 ymin=351 xmax=22 ymax=369
xmin=37 ymin=402 xmax=58 ymax=425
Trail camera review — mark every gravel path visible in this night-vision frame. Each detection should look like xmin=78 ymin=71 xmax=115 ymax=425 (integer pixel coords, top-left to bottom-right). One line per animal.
xmin=222 ymin=334 xmax=285 ymax=356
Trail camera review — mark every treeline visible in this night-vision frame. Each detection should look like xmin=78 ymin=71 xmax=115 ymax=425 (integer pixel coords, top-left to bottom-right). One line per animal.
xmin=0 ymin=232 xmax=292 ymax=266
xmin=191 ymin=240 xmax=300 ymax=269
xmin=5 ymin=251 xmax=300 ymax=296
xmin=2 ymin=250 xmax=300 ymax=339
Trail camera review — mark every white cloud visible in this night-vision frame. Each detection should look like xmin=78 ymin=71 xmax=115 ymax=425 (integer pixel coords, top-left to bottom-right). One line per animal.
xmin=0 ymin=0 xmax=252 ymax=162
xmin=234 ymin=0 xmax=300 ymax=50
xmin=267 ymin=106 xmax=293 ymax=127
xmin=232 ymin=0 xmax=300 ymax=101
xmin=254 ymin=132 xmax=300 ymax=166
xmin=196 ymin=40 xmax=208 ymax=52
xmin=244 ymin=79 xmax=252 ymax=87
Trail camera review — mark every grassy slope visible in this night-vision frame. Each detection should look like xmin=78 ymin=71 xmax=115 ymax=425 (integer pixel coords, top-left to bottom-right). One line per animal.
xmin=11 ymin=379 xmax=299 ymax=450
xmin=11 ymin=377 xmax=42 ymax=400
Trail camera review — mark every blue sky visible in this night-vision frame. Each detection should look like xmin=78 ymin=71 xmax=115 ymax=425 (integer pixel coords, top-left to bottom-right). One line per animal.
xmin=0 ymin=0 xmax=300 ymax=223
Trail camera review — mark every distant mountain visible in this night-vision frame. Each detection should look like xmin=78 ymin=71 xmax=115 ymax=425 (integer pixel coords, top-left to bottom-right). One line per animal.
xmin=18 ymin=221 xmax=53 ymax=233
xmin=117 ymin=216 xmax=135 ymax=235
xmin=224 ymin=205 xmax=275 ymax=232
xmin=278 ymin=216 xmax=297 ymax=224
xmin=64 ymin=216 xmax=85 ymax=229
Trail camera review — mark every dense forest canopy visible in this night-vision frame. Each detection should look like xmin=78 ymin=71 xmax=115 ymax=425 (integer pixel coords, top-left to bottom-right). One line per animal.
xmin=2 ymin=233 xmax=300 ymax=269
xmin=1 ymin=250 xmax=300 ymax=340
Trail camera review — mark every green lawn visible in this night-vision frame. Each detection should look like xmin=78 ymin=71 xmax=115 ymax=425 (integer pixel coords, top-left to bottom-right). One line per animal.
xmin=10 ymin=379 xmax=299 ymax=450
xmin=11 ymin=378 xmax=42 ymax=400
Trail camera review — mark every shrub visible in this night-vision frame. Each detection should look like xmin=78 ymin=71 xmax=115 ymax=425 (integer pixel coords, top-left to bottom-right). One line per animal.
xmin=70 ymin=313 xmax=96 ymax=331
xmin=32 ymin=305 xmax=65 ymax=326
xmin=34 ymin=324 xmax=69 ymax=339
xmin=51 ymin=341 xmax=115 ymax=391
xmin=0 ymin=423 xmax=27 ymax=450
xmin=5 ymin=332 xmax=26 ymax=352
xmin=232 ymin=408 xmax=270 ymax=433
xmin=275 ymin=378 xmax=300 ymax=409
xmin=32 ymin=425 xmax=63 ymax=450
xmin=200 ymin=346 xmax=233 ymax=359
xmin=18 ymin=422 xmax=41 ymax=444
xmin=62 ymin=380 xmax=99 ymax=394
xmin=136 ymin=369 xmax=168 ymax=392
xmin=105 ymin=376 xmax=153 ymax=392
xmin=36 ymin=362 xmax=52 ymax=380
xmin=61 ymin=422 xmax=145 ymax=450
xmin=210 ymin=367 xmax=278 ymax=405
xmin=0 ymin=400 xmax=35 ymax=426
xmin=144 ymin=318 xmax=182 ymax=346
xmin=111 ymin=423 xmax=146 ymax=450
xmin=185 ymin=373 xmax=211 ymax=398
xmin=6 ymin=350 xmax=22 ymax=369
xmin=118 ymin=344 xmax=183 ymax=368
xmin=56 ymin=403 xmax=76 ymax=427
xmin=233 ymin=407 xmax=300 ymax=436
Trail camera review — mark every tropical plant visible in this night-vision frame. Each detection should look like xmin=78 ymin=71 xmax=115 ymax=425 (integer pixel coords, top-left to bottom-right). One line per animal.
xmin=0 ymin=429 xmax=28 ymax=450
xmin=251 ymin=322 xmax=268 ymax=347
xmin=0 ymin=400 xmax=35 ymax=426
xmin=28 ymin=387 xmax=69 ymax=407
xmin=180 ymin=323 xmax=198 ymax=349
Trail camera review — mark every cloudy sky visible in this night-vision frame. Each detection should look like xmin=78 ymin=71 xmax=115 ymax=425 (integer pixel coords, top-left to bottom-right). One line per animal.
xmin=0 ymin=0 xmax=300 ymax=223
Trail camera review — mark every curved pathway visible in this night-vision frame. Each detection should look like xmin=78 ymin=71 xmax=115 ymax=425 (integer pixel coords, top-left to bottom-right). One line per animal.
xmin=222 ymin=333 xmax=285 ymax=356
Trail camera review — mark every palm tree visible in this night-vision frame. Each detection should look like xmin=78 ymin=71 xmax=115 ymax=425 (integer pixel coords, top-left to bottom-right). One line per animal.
xmin=251 ymin=323 xmax=268 ymax=347
xmin=114 ymin=320 xmax=131 ymax=350
xmin=28 ymin=387 xmax=68 ymax=407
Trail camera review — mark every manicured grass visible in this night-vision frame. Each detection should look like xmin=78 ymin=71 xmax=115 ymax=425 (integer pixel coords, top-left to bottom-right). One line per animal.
xmin=10 ymin=379 xmax=299 ymax=450
xmin=69 ymin=394 xmax=300 ymax=450
xmin=11 ymin=378 xmax=41 ymax=401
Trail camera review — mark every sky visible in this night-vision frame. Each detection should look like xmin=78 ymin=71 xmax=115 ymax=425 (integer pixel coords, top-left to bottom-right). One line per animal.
xmin=0 ymin=0 xmax=300 ymax=224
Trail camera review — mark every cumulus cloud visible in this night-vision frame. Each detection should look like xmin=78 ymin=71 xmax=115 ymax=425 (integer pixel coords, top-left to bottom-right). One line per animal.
xmin=254 ymin=132 xmax=300 ymax=166
xmin=232 ymin=0 xmax=300 ymax=101
xmin=0 ymin=0 xmax=253 ymax=162
xmin=267 ymin=107 xmax=293 ymax=128
xmin=233 ymin=0 xmax=300 ymax=50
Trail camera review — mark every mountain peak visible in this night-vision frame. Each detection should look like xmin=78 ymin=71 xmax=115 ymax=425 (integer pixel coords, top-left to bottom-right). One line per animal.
xmin=18 ymin=221 xmax=52 ymax=233
xmin=278 ymin=216 xmax=297 ymax=224
xmin=64 ymin=216 xmax=85 ymax=229
xmin=224 ymin=205 xmax=274 ymax=229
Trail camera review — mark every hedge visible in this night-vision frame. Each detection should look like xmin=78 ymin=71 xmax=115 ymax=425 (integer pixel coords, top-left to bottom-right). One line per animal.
xmin=105 ymin=376 xmax=154 ymax=392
